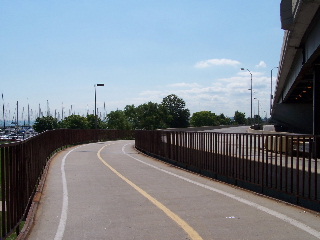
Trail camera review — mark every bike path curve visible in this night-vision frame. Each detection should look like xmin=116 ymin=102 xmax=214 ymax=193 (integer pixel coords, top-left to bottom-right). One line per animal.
xmin=26 ymin=140 xmax=320 ymax=240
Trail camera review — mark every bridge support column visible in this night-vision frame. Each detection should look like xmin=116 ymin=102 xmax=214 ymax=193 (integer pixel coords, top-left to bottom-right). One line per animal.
xmin=313 ymin=65 xmax=320 ymax=157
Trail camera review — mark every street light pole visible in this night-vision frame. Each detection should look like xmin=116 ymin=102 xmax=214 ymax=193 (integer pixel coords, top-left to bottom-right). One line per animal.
xmin=241 ymin=68 xmax=253 ymax=124
xmin=270 ymin=67 xmax=279 ymax=116
xmin=94 ymin=84 xmax=104 ymax=129
xmin=254 ymin=97 xmax=260 ymax=124
xmin=16 ymin=101 xmax=18 ymax=128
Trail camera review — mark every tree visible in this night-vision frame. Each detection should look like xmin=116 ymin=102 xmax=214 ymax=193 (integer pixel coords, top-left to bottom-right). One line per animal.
xmin=33 ymin=116 xmax=58 ymax=133
xmin=106 ymin=110 xmax=131 ymax=130
xmin=217 ymin=113 xmax=232 ymax=125
xmin=124 ymin=105 xmax=138 ymax=130
xmin=234 ymin=111 xmax=246 ymax=125
xmin=59 ymin=115 xmax=89 ymax=129
xmin=86 ymin=114 xmax=106 ymax=129
xmin=254 ymin=114 xmax=262 ymax=125
xmin=190 ymin=111 xmax=219 ymax=127
xmin=135 ymin=102 xmax=167 ymax=130
xmin=161 ymin=94 xmax=190 ymax=128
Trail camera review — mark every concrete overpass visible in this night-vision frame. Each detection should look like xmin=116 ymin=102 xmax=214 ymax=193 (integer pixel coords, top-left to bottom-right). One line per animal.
xmin=272 ymin=0 xmax=320 ymax=134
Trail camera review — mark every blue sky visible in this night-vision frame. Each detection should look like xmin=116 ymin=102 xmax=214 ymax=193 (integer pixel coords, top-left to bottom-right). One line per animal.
xmin=0 ymin=1 xmax=283 ymax=123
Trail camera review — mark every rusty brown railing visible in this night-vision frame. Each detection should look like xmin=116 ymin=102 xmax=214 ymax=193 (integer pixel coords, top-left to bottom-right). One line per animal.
xmin=135 ymin=130 xmax=319 ymax=212
xmin=0 ymin=129 xmax=133 ymax=239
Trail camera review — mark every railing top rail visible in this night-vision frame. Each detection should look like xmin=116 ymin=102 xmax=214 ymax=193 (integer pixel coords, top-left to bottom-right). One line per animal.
xmin=136 ymin=129 xmax=317 ymax=137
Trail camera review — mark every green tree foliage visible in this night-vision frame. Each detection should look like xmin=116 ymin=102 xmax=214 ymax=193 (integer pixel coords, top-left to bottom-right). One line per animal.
xmin=106 ymin=110 xmax=131 ymax=130
xmin=217 ymin=113 xmax=232 ymax=125
xmin=124 ymin=105 xmax=138 ymax=130
xmin=135 ymin=102 xmax=167 ymax=130
xmin=234 ymin=111 xmax=246 ymax=125
xmin=190 ymin=111 xmax=219 ymax=127
xmin=106 ymin=95 xmax=190 ymax=130
xmin=86 ymin=114 xmax=106 ymax=129
xmin=33 ymin=116 xmax=58 ymax=133
xmin=161 ymin=94 xmax=190 ymax=128
xmin=253 ymin=114 xmax=263 ymax=125
xmin=59 ymin=115 xmax=89 ymax=129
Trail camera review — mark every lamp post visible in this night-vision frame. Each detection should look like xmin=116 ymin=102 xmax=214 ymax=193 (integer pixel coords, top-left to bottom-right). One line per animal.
xmin=270 ymin=67 xmax=279 ymax=116
xmin=2 ymin=94 xmax=5 ymax=129
xmin=254 ymin=97 xmax=260 ymax=124
xmin=16 ymin=101 xmax=18 ymax=128
xmin=241 ymin=68 xmax=252 ymax=124
xmin=94 ymin=84 xmax=104 ymax=129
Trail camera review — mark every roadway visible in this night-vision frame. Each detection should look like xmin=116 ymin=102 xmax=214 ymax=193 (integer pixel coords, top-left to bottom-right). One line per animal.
xmin=201 ymin=125 xmax=276 ymax=133
xmin=202 ymin=125 xmax=250 ymax=133
xmin=26 ymin=140 xmax=320 ymax=240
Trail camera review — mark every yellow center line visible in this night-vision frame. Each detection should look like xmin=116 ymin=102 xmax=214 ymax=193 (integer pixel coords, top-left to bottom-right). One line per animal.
xmin=97 ymin=144 xmax=203 ymax=240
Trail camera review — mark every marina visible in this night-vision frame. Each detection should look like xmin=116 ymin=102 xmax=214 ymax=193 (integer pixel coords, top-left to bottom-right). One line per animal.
xmin=0 ymin=125 xmax=37 ymax=143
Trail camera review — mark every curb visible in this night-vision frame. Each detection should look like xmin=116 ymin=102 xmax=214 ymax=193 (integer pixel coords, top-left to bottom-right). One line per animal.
xmin=16 ymin=150 xmax=62 ymax=240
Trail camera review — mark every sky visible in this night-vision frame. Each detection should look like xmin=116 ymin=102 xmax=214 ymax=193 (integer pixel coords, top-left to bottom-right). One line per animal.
xmin=0 ymin=1 xmax=284 ymax=124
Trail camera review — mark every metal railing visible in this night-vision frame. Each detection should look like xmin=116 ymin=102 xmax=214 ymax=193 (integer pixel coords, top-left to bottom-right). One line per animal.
xmin=0 ymin=129 xmax=134 ymax=239
xmin=135 ymin=130 xmax=319 ymax=212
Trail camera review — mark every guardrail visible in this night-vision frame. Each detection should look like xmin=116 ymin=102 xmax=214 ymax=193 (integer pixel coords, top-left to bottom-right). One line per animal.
xmin=0 ymin=129 xmax=133 ymax=239
xmin=135 ymin=130 xmax=319 ymax=212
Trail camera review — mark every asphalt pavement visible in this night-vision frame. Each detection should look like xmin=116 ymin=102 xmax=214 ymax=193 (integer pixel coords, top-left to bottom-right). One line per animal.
xmin=202 ymin=125 xmax=250 ymax=133
xmin=26 ymin=140 xmax=320 ymax=240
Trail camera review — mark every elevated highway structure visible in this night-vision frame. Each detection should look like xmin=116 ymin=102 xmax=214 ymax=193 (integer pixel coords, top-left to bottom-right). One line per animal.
xmin=272 ymin=0 xmax=320 ymax=134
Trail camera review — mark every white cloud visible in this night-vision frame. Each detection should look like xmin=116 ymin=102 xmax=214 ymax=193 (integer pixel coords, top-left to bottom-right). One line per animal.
xmin=126 ymin=70 xmax=271 ymax=117
xmin=168 ymin=82 xmax=201 ymax=88
xmin=194 ymin=58 xmax=241 ymax=68
xmin=139 ymin=90 xmax=163 ymax=96
xmin=256 ymin=61 xmax=267 ymax=68
xmin=238 ymin=70 xmax=265 ymax=77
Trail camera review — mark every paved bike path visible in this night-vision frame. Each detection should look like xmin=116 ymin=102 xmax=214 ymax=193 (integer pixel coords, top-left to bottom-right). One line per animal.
xmin=26 ymin=140 xmax=320 ymax=240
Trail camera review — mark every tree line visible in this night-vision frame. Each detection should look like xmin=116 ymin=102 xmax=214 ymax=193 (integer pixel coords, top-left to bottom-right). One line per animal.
xmin=33 ymin=94 xmax=248 ymax=133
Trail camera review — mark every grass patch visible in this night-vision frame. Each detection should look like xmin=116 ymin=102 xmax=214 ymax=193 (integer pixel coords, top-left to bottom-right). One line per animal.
xmin=6 ymin=222 xmax=25 ymax=240
xmin=0 ymin=215 xmax=25 ymax=240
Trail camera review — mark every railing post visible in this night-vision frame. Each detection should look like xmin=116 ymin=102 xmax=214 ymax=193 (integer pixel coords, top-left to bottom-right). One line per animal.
xmin=312 ymin=136 xmax=320 ymax=158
